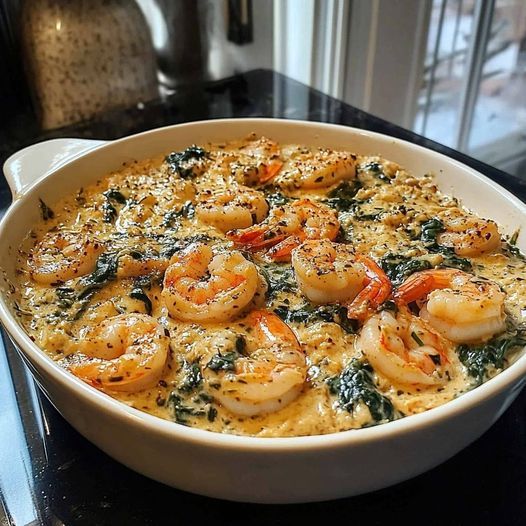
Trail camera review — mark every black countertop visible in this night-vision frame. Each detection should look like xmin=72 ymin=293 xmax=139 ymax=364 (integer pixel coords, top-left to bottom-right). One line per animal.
xmin=1 ymin=69 xmax=525 ymax=525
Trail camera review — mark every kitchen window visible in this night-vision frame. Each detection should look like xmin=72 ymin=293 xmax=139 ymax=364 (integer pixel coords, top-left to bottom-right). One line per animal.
xmin=274 ymin=0 xmax=526 ymax=177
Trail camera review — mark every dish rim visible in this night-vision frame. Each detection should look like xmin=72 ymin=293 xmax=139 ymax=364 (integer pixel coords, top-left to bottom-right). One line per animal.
xmin=1 ymin=117 xmax=526 ymax=450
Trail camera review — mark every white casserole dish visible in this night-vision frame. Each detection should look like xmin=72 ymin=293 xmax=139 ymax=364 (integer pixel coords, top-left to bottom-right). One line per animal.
xmin=1 ymin=118 xmax=525 ymax=504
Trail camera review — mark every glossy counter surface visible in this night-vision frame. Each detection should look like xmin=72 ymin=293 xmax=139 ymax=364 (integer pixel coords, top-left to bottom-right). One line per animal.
xmin=1 ymin=70 xmax=525 ymax=525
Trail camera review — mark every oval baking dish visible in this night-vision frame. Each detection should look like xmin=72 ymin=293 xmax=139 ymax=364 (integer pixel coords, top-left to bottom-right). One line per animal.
xmin=1 ymin=118 xmax=525 ymax=503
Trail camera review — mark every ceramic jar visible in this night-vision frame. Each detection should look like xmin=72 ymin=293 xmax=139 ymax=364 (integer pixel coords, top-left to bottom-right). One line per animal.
xmin=22 ymin=0 xmax=159 ymax=129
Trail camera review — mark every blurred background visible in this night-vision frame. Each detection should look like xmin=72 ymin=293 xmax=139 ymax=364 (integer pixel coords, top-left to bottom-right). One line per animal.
xmin=1 ymin=0 xmax=525 ymax=177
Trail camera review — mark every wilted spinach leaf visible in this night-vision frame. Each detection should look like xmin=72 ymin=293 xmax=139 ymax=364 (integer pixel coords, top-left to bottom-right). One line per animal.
xmin=380 ymin=254 xmax=432 ymax=286
xmin=206 ymin=351 xmax=239 ymax=372
xmin=458 ymin=328 xmax=526 ymax=385
xmin=327 ymin=359 xmax=398 ymax=423
xmin=274 ymin=303 xmax=358 ymax=334
xmin=358 ymin=161 xmax=391 ymax=183
xmin=260 ymin=263 xmax=297 ymax=299
xmin=420 ymin=218 xmax=445 ymax=248
xmin=168 ymin=393 xmax=206 ymax=425
xmin=130 ymin=287 xmax=152 ymax=315
xmin=265 ymin=191 xmax=292 ymax=208
xmin=325 ymin=181 xmax=362 ymax=211
xmin=178 ymin=362 xmax=203 ymax=393
xmin=166 ymin=145 xmax=208 ymax=179
xmin=102 ymin=189 xmax=127 ymax=223
xmin=163 ymin=201 xmax=196 ymax=227
xmin=159 ymin=234 xmax=212 ymax=259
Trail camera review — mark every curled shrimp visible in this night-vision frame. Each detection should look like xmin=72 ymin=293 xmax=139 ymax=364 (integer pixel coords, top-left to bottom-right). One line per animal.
xmin=292 ymin=240 xmax=366 ymax=303
xmin=276 ymin=147 xmax=357 ymax=189
xmin=202 ymin=310 xmax=307 ymax=416
xmin=238 ymin=135 xmax=283 ymax=184
xmin=437 ymin=216 xmax=501 ymax=256
xmin=195 ymin=185 xmax=269 ymax=232
xmin=217 ymin=136 xmax=283 ymax=185
xmin=396 ymin=268 xmax=506 ymax=343
xmin=357 ymin=308 xmax=452 ymax=387
xmin=227 ymin=199 xmax=340 ymax=261
xmin=235 ymin=135 xmax=280 ymax=161
xmin=291 ymin=239 xmax=392 ymax=319
xmin=68 ymin=314 xmax=169 ymax=392
xmin=29 ymin=231 xmax=104 ymax=284
xmin=161 ymin=242 xmax=260 ymax=322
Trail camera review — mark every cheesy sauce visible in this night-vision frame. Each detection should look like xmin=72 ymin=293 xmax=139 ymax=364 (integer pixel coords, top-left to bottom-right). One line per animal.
xmin=13 ymin=134 xmax=526 ymax=437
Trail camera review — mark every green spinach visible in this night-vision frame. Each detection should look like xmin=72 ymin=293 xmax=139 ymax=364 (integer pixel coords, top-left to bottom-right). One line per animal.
xmin=206 ymin=351 xmax=239 ymax=372
xmin=168 ymin=393 xmax=206 ymax=425
xmin=264 ymin=191 xmax=292 ymax=208
xmin=380 ymin=254 xmax=432 ymax=286
xmin=56 ymin=249 xmax=144 ymax=319
xmin=327 ymin=359 xmax=398 ymax=423
xmin=101 ymin=189 xmax=127 ymax=223
xmin=130 ymin=287 xmax=152 ymax=315
xmin=260 ymin=263 xmax=297 ymax=299
xmin=178 ymin=362 xmax=203 ymax=393
xmin=325 ymin=181 xmax=362 ymax=211
xmin=163 ymin=201 xmax=196 ymax=227
xmin=166 ymin=145 xmax=208 ymax=179
xmin=358 ymin=161 xmax=391 ymax=183
xmin=503 ymin=231 xmax=524 ymax=259
xmin=159 ymin=234 xmax=212 ymax=259
xmin=458 ymin=328 xmax=526 ymax=385
xmin=274 ymin=303 xmax=358 ymax=334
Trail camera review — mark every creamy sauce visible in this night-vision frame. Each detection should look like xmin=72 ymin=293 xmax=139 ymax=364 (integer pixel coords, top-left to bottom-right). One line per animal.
xmin=13 ymin=134 xmax=526 ymax=437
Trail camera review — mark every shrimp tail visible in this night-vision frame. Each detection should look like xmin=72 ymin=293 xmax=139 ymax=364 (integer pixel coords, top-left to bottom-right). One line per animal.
xmin=395 ymin=268 xmax=458 ymax=304
xmin=227 ymin=227 xmax=288 ymax=251
xmin=249 ymin=309 xmax=300 ymax=348
xmin=72 ymin=368 xmax=104 ymax=390
xmin=346 ymin=255 xmax=392 ymax=320
xmin=259 ymin=160 xmax=283 ymax=184
xmin=226 ymin=227 xmax=264 ymax=245
xmin=266 ymin=234 xmax=306 ymax=261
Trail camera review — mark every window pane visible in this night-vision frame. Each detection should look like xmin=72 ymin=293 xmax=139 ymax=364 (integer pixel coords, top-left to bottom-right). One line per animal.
xmin=415 ymin=0 xmax=477 ymax=148
xmin=467 ymin=0 xmax=526 ymax=175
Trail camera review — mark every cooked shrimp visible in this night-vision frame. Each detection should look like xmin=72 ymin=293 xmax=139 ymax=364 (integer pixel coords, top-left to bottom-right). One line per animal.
xmin=116 ymin=253 xmax=170 ymax=279
xmin=161 ymin=242 xmax=260 ymax=322
xmin=240 ymin=135 xmax=281 ymax=160
xmin=221 ymin=136 xmax=283 ymax=185
xmin=240 ymin=135 xmax=283 ymax=183
xmin=195 ymin=185 xmax=269 ymax=232
xmin=396 ymin=268 xmax=506 ymax=343
xmin=29 ymin=231 xmax=104 ymax=284
xmin=437 ymin=216 xmax=501 ymax=256
xmin=291 ymin=239 xmax=392 ymax=319
xmin=227 ymin=199 xmax=340 ymax=261
xmin=68 ymin=314 xmax=169 ymax=392
xmin=275 ymin=147 xmax=357 ymax=189
xmin=203 ymin=310 xmax=307 ymax=416
xmin=358 ymin=309 xmax=452 ymax=387
xmin=292 ymin=240 xmax=366 ymax=303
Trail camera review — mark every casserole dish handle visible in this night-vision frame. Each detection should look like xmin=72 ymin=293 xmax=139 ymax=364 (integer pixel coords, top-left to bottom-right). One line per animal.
xmin=3 ymin=138 xmax=107 ymax=198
